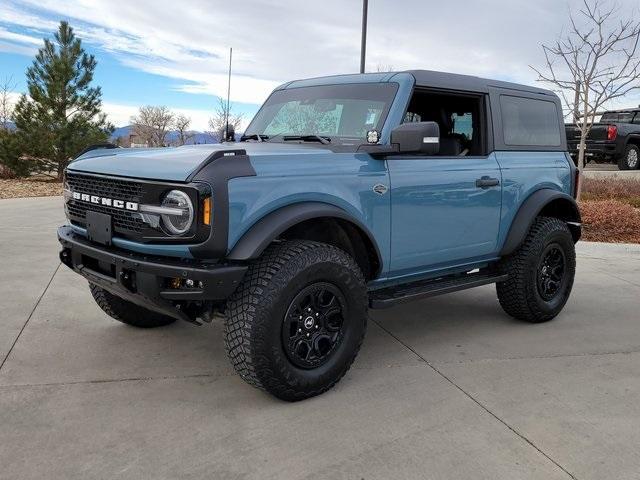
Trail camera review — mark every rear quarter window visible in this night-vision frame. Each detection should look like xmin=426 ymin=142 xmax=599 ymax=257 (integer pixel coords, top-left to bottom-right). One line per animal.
xmin=500 ymin=95 xmax=561 ymax=147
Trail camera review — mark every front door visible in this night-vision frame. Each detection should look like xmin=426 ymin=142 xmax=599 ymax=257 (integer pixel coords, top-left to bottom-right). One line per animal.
xmin=388 ymin=155 xmax=502 ymax=275
xmin=387 ymin=89 xmax=502 ymax=276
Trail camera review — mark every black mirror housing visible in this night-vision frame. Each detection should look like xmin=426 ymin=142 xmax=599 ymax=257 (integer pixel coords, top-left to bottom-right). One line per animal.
xmin=390 ymin=121 xmax=440 ymax=155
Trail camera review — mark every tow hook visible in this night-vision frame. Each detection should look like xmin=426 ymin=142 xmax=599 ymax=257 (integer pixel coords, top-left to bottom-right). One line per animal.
xmin=119 ymin=269 xmax=136 ymax=292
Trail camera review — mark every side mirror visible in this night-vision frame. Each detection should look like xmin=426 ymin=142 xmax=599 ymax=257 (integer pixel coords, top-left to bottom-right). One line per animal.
xmin=390 ymin=121 xmax=440 ymax=155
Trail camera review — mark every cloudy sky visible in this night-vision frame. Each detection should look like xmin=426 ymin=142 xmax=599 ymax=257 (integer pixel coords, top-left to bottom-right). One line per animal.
xmin=0 ymin=0 xmax=638 ymax=130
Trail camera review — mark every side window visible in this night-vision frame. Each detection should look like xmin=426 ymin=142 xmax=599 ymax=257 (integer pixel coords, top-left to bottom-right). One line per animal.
xmin=452 ymin=113 xmax=473 ymax=140
xmin=499 ymin=95 xmax=561 ymax=147
xmin=403 ymin=90 xmax=485 ymax=156
xmin=404 ymin=111 xmax=422 ymax=123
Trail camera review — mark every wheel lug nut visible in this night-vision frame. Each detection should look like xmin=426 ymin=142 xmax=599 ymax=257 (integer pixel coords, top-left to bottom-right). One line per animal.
xmin=306 ymin=333 xmax=310 ymax=337
xmin=315 ymin=313 xmax=319 ymax=316
xmin=298 ymin=329 xmax=302 ymax=333
xmin=315 ymin=325 xmax=319 ymax=329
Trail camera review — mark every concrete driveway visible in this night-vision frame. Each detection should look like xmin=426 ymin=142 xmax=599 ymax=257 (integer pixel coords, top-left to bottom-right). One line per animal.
xmin=1 ymin=196 xmax=640 ymax=480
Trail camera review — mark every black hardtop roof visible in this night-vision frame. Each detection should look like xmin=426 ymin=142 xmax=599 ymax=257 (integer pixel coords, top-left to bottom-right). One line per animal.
xmin=277 ymin=69 xmax=557 ymax=97
xmin=405 ymin=70 xmax=554 ymax=96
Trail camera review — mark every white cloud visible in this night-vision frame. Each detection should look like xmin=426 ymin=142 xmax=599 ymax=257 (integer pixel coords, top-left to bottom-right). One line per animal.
xmin=0 ymin=26 xmax=42 ymax=45
xmin=0 ymin=40 xmax=37 ymax=55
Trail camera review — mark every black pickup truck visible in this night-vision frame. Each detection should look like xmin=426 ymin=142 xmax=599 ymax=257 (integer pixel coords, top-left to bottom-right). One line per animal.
xmin=566 ymin=108 xmax=640 ymax=170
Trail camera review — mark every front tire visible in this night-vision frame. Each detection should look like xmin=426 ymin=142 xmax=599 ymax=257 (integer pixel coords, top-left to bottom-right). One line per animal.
xmin=618 ymin=144 xmax=639 ymax=170
xmin=224 ymin=240 xmax=368 ymax=401
xmin=89 ymin=283 xmax=176 ymax=328
xmin=496 ymin=217 xmax=576 ymax=323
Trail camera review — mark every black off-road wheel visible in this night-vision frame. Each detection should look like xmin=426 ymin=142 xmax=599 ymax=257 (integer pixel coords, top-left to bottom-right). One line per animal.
xmin=618 ymin=144 xmax=639 ymax=170
xmin=89 ymin=283 xmax=176 ymax=328
xmin=496 ymin=217 xmax=576 ymax=323
xmin=224 ymin=240 xmax=368 ymax=401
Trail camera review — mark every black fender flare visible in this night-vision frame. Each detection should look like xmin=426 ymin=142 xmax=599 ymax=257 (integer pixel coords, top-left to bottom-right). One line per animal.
xmin=500 ymin=189 xmax=581 ymax=256
xmin=227 ymin=202 xmax=382 ymax=267
xmin=624 ymin=135 xmax=640 ymax=149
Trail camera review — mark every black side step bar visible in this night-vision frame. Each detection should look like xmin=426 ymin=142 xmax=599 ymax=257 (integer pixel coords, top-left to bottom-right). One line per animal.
xmin=369 ymin=271 xmax=508 ymax=309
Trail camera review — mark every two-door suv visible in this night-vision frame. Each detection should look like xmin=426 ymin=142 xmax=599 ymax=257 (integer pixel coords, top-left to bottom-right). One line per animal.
xmin=58 ymin=70 xmax=581 ymax=400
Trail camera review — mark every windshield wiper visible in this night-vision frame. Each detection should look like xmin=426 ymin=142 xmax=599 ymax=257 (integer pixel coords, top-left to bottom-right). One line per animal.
xmin=240 ymin=133 xmax=269 ymax=142
xmin=282 ymin=135 xmax=331 ymax=145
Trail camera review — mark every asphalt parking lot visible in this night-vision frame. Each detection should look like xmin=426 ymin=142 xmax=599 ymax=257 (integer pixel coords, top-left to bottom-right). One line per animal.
xmin=1 ymin=196 xmax=640 ymax=480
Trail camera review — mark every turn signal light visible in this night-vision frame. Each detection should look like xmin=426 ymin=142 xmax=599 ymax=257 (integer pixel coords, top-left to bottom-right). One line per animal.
xmin=203 ymin=197 xmax=212 ymax=225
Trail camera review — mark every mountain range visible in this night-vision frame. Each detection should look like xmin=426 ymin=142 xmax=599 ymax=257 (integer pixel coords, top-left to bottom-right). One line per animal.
xmin=110 ymin=125 xmax=219 ymax=145
xmin=2 ymin=121 xmax=223 ymax=145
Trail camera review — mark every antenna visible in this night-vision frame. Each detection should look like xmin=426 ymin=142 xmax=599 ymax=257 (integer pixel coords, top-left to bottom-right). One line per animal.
xmin=360 ymin=0 xmax=368 ymax=73
xmin=225 ymin=47 xmax=232 ymax=142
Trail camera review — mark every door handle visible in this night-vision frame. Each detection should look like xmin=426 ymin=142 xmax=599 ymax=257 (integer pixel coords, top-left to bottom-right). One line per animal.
xmin=475 ymin=176 xmax=500 ymax=189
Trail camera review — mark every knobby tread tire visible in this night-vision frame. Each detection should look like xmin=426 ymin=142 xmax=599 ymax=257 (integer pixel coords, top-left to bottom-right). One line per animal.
xmin=618 ymin=144 xmax=639 ymax=170
xmin=224 ymin=240 xmax=368 ymax=401
xmin=496 ymin=217 xmax=576 ymax=323
xmin=89 ymin=283 xmax=176 ymax=328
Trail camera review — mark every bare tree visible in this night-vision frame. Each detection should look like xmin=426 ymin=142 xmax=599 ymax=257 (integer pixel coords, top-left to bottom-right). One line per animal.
xmin=0 ymin=76 xmax=16 ymax=131
xmin=131 ymin=105 xmax=174 ymax=147
xmin=375 ymin=64 xmax=395 ymax=73
xmin=532 ymin=0 xmax=640 ymax=196
xmin=207 ymin=97 xmax=243 ymax=141
xmin=173 ymin=114 xmax=194 ymax=146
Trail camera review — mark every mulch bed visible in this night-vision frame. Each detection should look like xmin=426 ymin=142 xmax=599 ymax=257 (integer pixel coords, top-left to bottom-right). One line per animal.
xmin=0 ymin=178 xmax=63 ymax=199
xmin=580 ymin=199 xmax=640 ymax=243
xmin=580 ymin=177 xmax=640 ymax=244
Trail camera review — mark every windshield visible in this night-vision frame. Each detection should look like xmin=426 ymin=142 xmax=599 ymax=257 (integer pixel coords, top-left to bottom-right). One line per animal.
xmin=244 ymin=83 xmax=399 ymax=144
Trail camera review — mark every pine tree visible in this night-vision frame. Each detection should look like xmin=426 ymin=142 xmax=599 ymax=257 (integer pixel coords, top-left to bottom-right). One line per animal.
xmin=11 ymin=21 xmax=112 ymax=179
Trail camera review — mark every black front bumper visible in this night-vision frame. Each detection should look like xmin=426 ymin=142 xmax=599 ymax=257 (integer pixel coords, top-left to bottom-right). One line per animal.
xmin=57 ymin=225 xmax=247 ymax=323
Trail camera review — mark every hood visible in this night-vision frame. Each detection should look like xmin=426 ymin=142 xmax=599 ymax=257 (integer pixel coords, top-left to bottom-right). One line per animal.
xmin=68 ymin=142 xmax=331 ymax=182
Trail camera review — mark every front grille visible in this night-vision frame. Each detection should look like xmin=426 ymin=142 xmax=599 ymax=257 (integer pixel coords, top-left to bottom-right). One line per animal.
xmin=66 ymin=172 xmax=146 ymax=235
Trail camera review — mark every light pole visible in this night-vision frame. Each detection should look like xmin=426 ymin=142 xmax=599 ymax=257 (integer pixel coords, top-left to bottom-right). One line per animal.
xmin=360 ymin=0 xmax=368 ymax=73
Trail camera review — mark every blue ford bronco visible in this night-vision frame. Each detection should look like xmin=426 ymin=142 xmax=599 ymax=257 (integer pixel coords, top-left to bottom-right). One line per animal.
xmin=58 ymin=70 xmax=581 ymax=400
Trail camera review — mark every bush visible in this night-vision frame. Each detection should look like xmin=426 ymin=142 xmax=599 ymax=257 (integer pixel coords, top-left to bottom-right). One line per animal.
xmin=580 ymin=199 xmax=640 ymax=243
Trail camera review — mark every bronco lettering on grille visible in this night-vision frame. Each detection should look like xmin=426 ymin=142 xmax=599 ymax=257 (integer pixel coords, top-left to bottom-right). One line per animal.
xmin=72 ymin=191 xmax=139 ymax=211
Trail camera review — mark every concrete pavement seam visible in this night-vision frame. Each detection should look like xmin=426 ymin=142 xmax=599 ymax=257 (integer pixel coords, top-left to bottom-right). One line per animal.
xmin=0 ymin=371 xmax=236 ymax=389
xmin=433 ymin=348 xmax=640 ymax=365
xmin=601 ymin=271 xmax=640 ymax=288
xmin=0 ymin=262 xmax=61 ymax=373
xmin=371 ymin=318 xmax=579 ymax=480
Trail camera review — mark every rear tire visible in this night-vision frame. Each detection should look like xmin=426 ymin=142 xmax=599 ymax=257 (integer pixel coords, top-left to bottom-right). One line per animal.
xmin=496 ymin=217 xmax=575 ymax=323
xmin=89 ymin=283 xmax=176 ymax=328
xmin=224 ymin=240 xmax=368 ymax=401
xmin=618 ymin=144 xmax=639 ymax=170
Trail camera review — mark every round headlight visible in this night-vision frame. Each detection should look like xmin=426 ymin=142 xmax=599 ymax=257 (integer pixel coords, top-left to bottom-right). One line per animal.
xmin=161 ymin=190 xmax=194 ymax=235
